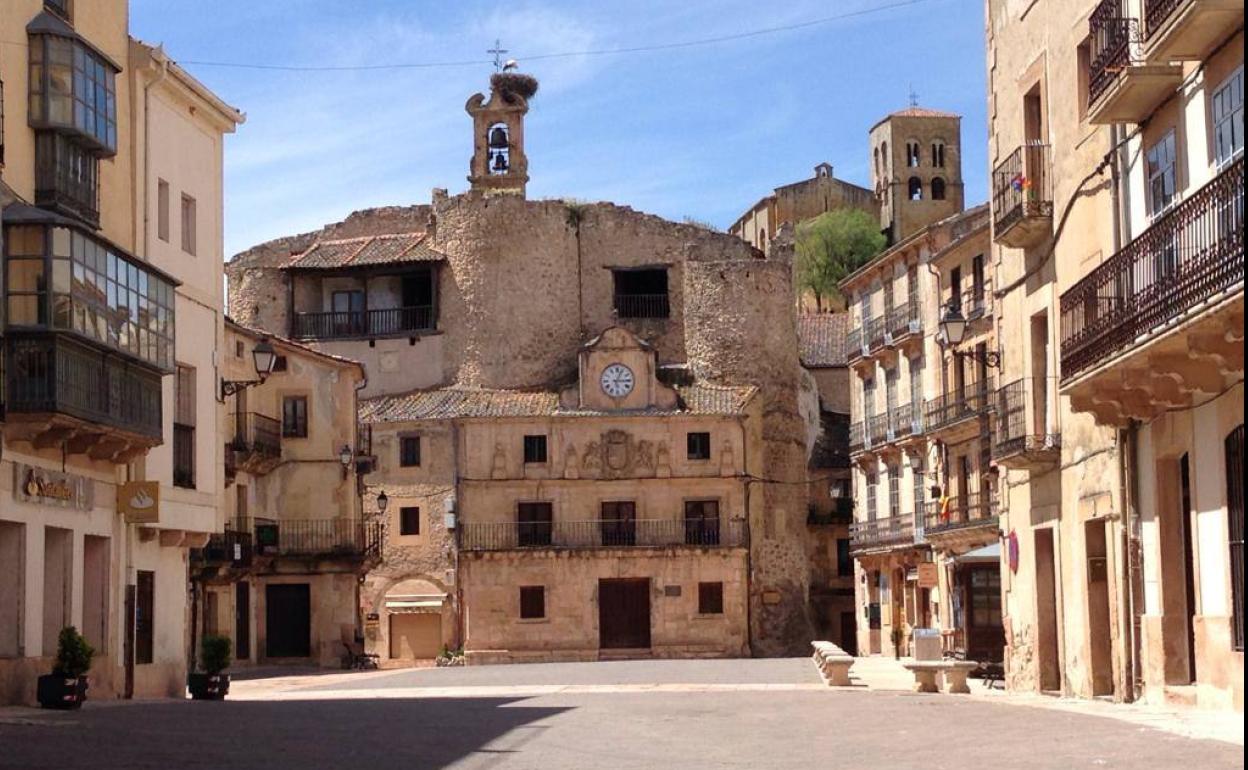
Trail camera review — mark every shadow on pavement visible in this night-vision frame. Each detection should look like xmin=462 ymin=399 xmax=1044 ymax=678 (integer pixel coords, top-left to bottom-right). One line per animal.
xmin=0 ymin=696 xmax=568 ymax=770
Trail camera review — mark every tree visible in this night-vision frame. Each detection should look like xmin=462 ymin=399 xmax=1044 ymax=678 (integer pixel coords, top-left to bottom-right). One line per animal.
xmin=795 ymin=209 xmax=887 ymax=312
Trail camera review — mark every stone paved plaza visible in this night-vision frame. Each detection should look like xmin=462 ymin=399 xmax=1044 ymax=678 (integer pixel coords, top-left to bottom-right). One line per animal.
xmin=1 ymin=659 xmax=1242 ymax=770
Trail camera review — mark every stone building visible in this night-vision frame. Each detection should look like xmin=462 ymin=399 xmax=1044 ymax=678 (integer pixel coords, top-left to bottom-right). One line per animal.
xmin=192 ymin=321 xmax=377 ymax=669
xmin=987 ymin=0 xmax=1242 ymax=709
xmin=730 ymin=163 xmax=878 ymax=256
xmin=228 ymin=74 xmax=817 ymax=658
xmin=869 ymin=107 xmax=967 ymax=245
xmin=797 ymin=313 xmax=857 ymax=653
xmin=1 ymin=2 xmax=241 ymax=704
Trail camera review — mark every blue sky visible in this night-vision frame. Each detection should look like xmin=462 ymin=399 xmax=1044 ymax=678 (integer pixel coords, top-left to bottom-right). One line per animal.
xmin=130 ymin=0 xmax=988 ymax=258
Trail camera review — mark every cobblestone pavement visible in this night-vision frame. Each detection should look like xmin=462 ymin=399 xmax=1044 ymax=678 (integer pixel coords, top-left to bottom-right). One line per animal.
xmin=1 ymin=659 xmax=1242 ymax=770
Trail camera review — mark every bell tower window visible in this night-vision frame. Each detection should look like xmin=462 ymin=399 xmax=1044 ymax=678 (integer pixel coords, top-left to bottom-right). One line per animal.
xmin=488 ymin=123 xmax=510 ymax=175
xmin=908 ymin=177 xmax=923 ymax=201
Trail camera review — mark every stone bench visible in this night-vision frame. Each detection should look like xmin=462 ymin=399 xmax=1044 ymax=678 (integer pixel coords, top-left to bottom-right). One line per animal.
xmin=903 ymin=660 xmax=980 ymax=693
xmin=810 ymin=641 xmax=855 ymax=687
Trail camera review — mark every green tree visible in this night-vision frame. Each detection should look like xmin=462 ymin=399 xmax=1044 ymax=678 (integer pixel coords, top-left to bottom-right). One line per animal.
xmin=795 ymin=210 xmax=886 ymax=312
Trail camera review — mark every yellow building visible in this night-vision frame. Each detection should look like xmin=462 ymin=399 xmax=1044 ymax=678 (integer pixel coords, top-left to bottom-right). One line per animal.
xmin=1 ymin=2 xmax=241 ymax=704
xmin=192 ymin=321 xmax=374 ymax=669
xmin=986 ymin=0 xmax=1241 ymax=709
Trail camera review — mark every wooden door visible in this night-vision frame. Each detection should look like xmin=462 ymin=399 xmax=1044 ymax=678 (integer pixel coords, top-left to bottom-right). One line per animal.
xmin=965 ymin=565 xmax=1005 ymax=663
xmin=265 ymin=583 xmax=311 ymax=658
xmin=599 ymin=579 xmax=651 ymax=649
xmin=235 ymin=581 xmax=251 ymax=661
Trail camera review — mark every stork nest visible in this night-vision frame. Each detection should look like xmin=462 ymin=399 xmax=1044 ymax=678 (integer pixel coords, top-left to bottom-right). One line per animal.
xmin=491 ymin=72 xmax=539 ymax=103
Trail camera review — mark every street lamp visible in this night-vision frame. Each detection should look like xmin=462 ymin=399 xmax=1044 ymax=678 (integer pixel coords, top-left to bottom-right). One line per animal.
xmin=221 ymin=339 xmax=278 ymax=398
xmin=376 ymin=490 xmax=389 ymax=514
xmin=939 ymin=302 xmax=1000 ymax=368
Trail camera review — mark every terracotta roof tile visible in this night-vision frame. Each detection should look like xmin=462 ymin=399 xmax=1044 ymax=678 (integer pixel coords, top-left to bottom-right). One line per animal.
xmin=360 ymin=383 xmax=757 ymax=424
xmin=797 ymin=313 xmax=848 ymax=367
xmin=283 ymin=232 xmax=444 ymax=270
xmin=890 ymin=106 xmax=960 ymax=119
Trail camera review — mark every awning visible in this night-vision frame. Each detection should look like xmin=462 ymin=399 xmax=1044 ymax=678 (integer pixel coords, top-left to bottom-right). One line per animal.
xmin=384 ymin=598 xmax=445 ymax=614
xmin=955 ymin=542 xmax=1001 ymax=565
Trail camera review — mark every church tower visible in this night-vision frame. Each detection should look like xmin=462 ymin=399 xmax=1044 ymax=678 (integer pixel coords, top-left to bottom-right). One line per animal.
xmin=869 ymin=106 xmax=964 ymax=244
xmin=466 ymin=72 xmax=537 ymax=197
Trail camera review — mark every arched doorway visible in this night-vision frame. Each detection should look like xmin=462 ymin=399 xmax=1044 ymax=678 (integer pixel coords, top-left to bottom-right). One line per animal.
xmin=375 ymin=577 xmax=449 ymax=664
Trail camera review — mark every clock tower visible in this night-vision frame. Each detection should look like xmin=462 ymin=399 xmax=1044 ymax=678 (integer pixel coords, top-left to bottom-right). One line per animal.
xmin=563 ymin=327 xmax=680 ymax=412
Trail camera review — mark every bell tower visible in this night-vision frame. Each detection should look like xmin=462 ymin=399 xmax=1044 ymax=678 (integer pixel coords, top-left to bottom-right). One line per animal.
xmin=466 ymin=71 xmax=537 ymax=197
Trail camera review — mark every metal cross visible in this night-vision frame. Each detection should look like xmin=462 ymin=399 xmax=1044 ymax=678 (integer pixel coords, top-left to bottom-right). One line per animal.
xmin=909 ymin=84 xmax=920 ymax=108
xmin=488 ymin=39 xmax=509 ymax=72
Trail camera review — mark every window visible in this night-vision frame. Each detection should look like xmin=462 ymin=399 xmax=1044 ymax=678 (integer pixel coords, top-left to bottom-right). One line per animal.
xmin=836 ymin=539 xmax=853 ymax=577
xmin=969 ymin=568 xmax=1002 ymax=627
xmin=932 ymin=141 xmax=946 ymax=168
xmin=174 ymin=365 xmax=196 ymax=489
xmin=28 ymin=34 xmax=118 ymax=153
xmin=698 ymin=582 xmax=724 ymax=614
xmin=35 ymin=132 xmax=98 ymax=224
xmin=180 ymin=194 xmax=197 ymax=255
xmin=887 ymin=465 xmax=901 ymax=518
xmin=914 ymin=460 xmax=927 ymax=534
xmin=399 ymin=436 xmax=421 ymax=467
xmin=971 ymin=254 xmax=986 ymax=312
xmin=517 ymin=502 xmax=553 ymax=547
xmin=157 ymin=179 xmax=170 ymax=242
xmin=399 ymin=506 xmax=420 ymax=536
xmin=135 ymin=570 xmax=155 ymax=665
xmin=908 ymin=177 xmax=923 ymax=201
xmin=950 ymin=266 xmax=963 ymax=311
xmin=523 ymin=435 xmax=548 ymax=464
xmin=1 ymin=224 xmax=176 ymax=368
xmin=282 ymin=396 xmax=308 ymax=438
xmin=684 ymin=500 xmax=721 ymax=545
xmin=909 ymin=356 xmax=924 ymax=411
xmin=1146 ymin=130 xmax=1178 ymax=218
xmin=235 ymin=339 xmax=245 ymax=358
xmin=613 ymin=268 xmax=670 ymax=319
xmin=44 ymin=0 xmax=71 ymax=21
xmin=1227 ymin=424 xmax=1244 ymax=652
xmin=272 ymin=355 xmax=288 ymax=372
xmin=1212 ymin=67 xmax=1244 ymax=168
xmin=519 ymin=586 xmax=545 ymax=619
xmin=906 ymin=141 xmax=921 ymax=167
xmin=866 ymin=473 xmax=878 ymax=521
xmin=687 ymin=431 xmax=711 ymax=461
xmin=600 ymin=501 xmax=637 ymax=547
xmin=931 ymin=177 xmax=947 ymax=200
xmin=1077 ymin=37 xmax=1093 ymax=119
xmin=863 ymin=378 xmax=876 ymax=418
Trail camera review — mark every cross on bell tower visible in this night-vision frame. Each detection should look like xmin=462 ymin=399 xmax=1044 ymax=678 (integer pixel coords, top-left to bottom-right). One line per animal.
xmin=466 ymin=58 xmax=536 ymax=197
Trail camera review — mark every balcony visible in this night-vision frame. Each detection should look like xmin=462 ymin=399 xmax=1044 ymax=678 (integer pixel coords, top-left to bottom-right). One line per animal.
xmin=925 ymin=384 xmax=994 ymax=444
xmin=249 ymin=518 xmax=384 ymax=560
xmin=887 ymin=403 xmax=925 ymax=447
xmin=1060 ymin=157 xmax=1243 ymax=425
xmin=291 ymin=306 xmax=434 ymax=341
xmin=849 ymin=421 xmax=865 ymax=454
xmin=229 ymin=412 xmax=282 ymax=474
xmin=993 ymin=143 xmax=1053 ymax=248
xmin=1086 ymin=0 xmax=1183 ymax=125
xmin=850 ymin=514 xmax=917 ymax=554
xmin=194 ymin=528 xmax=255 ymax=572
xmin=847 ymin=326 xmax=865 ymax=363
xmin=459 ymin=518 xmax=747 ymax=552
xmin=885 ymin=303 xmax=922 ymax=352
xmin=1140 ymin=0 xmax=1243 ymax=64
xmin=614 ymin=293 xmax=671 ymax=320
xmin=993 ymin=379 xmax=1061 ymax=470
xmin=355 ymin=422 xmax=376 ymax=474
xmin=924 ymin=493 xmax=999 ymax=551
xmin=2 ymin=334 xmax=163 ymax=460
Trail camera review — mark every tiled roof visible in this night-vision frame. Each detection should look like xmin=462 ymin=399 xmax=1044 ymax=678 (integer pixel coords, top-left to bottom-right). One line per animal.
xmin=889 ymin=106 xmax=959 ymax=119
xmin=797 ymin=313 xmax=849 ymax=368
xmin=283 ymin=232 xmax=444 ymax=270
xmin=360 ymin=383 xmax=757 ymax=424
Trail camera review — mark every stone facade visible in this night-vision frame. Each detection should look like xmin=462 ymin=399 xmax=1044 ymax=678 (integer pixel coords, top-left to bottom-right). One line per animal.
xmin=730 ymin=163 xmax=879 ymax=255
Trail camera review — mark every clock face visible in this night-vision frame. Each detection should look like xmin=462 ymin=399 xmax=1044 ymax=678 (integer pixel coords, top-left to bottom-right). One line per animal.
xmin=600 ymin=363 xmax=635 ymax=399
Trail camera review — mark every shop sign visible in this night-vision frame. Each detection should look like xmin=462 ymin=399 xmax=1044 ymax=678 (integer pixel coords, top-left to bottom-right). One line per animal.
xmin=14 ymin=464 xmax=94 ymax=510
xmin=917 ymin=562 xmax=939 ymax=589
xmin=118 ymin=481 xmax=161 ymax=524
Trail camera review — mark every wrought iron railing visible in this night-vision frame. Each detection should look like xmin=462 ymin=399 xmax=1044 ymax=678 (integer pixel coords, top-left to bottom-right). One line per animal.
xmin=887 ymin=303 xmax=921 ymax=341
xmin=925 ymin=492 xmax=998 ymax=535
xmin=993 ymin=143 xmax=1053 ymax=237
xmin=993 ymin=378 xmax=1061 ymax=459
xmin=850 ymin=514 xmax=916 ymax=550
xmin=459 ymin=518 xmax=746 ymax=551
xmin=849 ymin=421 xmax=865 ymax=453
xmin=867 ymin=413 xmax=889 ymax=447
xmin=866 ymin=315 xmax=887 ymax=351
xmin=3 ymin=335 xmax=162 ymax=439
xmin=847 ymin=326 xmax=864 ymax=359
xmin=1060 ymin=157 xmax=1244 ymax=382
xmin=291 ymin=306 xmax=434 ymax=340
xmin=925 ymin=382 xmax=994 ymax=432
xmin=888 ymin=403 xmax=922 ymax=441
xmin=614 ymin=293 xmax=671 ymax=319
xmin=1142 ymin=0 xmax=1182 ymax=42
xmin=197 ymin=528 xmax=254 ymax=566
xmin=1089 ymin=0 xmax=1136 ymax=106
xmin=356 ymin=423 xmax=373 ymax=457
xmin=232 ymin=412 xmax=281 ymax=458
xmin=244 ymin=518 xmax=383 ymax=557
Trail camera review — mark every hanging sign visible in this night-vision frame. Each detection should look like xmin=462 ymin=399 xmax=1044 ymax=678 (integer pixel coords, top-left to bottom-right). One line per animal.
xmin=14 ymin=464 xmax=95 ymax=511
xmin=118 ymin=481 xmax=161 ymax=524
xmin=917 ymin=562 xmax=940 ymax=589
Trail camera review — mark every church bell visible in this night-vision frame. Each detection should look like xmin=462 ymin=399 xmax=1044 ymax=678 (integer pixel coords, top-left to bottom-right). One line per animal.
xmin=492 ymin=151 xmax=509 ymax=172
xmin=488 ymin=125 xmax=509 ymax=149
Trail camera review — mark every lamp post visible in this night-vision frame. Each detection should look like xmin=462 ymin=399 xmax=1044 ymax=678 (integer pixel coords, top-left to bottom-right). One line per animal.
xmin=939 ymin=302 xmax=1000 ymax=368
xmin=376 ymin=490 xmax=389 ymax=515
xmin=220 ymin=340 xmax=278 ymax=398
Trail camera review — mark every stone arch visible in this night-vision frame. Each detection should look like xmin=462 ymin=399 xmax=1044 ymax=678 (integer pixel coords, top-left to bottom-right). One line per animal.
xmin=367 ymin=573 xmax=450 ymax=615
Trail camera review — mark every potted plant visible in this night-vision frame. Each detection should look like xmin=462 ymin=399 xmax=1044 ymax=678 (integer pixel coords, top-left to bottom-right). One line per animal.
xmin=37 ymin=626 xmax=94 ymax=710
xmin=188 ymin=634 xmax=232 ymax=700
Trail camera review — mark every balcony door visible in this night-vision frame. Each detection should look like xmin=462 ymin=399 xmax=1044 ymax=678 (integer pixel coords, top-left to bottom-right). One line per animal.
xmin=600 ymin=501 xmax=637 ymax=547
xmin=517 ymin=502 xmax=553 ymax=547
xmin=331 ymin=290 xmax=364 ymax=336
